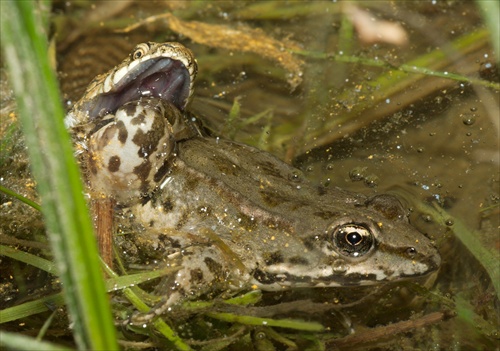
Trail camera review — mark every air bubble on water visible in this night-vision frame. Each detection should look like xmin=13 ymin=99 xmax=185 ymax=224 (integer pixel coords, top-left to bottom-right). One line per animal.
xmin=461 ymin=113 xmax=476 ymax=126
xmin=256 ymin=331 xmax=266 ymax=339
xmin=364 ymin=175 xmax=378 ymax=188
xmin=332 ymin=259 xmax=348 ymax=273
xmin=324 ymin=178 xmax=331 ymax=187
xmin=289 ymin=171 xmax=301 ymax=182
xmin=349 ymin=167 xmax=367 ymax=181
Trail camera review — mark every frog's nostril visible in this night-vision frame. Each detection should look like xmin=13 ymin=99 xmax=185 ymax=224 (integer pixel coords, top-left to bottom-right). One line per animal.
xmin=429 ymin=251 xmax=442 ymax=270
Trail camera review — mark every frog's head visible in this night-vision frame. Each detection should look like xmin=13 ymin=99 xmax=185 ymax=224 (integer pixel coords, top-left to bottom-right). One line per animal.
xmin=66 ymin=42 xmax=197 ymax=128
xmin=253 ymin=194 xmax=440 ymax=289
xmin=319 ymin=194 xmax=440 ymax=285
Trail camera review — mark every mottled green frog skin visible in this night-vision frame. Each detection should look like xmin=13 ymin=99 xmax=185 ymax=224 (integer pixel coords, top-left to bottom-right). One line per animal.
xmin=67 ymin=42 xmax=440 ymax=322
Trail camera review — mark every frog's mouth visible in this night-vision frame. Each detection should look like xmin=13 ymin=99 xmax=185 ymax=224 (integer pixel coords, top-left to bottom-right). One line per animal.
xmin=83 ymin=57 xmax=192 ymax=120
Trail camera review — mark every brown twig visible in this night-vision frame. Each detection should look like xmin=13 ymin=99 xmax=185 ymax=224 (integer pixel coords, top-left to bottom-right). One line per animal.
xmin=91 ymin=197 xmax=115 ymax=270
xmin=327 ymin=311 xmax=448 ymax=350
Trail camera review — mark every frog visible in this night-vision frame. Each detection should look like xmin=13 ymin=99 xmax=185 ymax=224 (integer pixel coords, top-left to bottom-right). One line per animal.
xmin=66 ymin=41 xmax=441 ymax=323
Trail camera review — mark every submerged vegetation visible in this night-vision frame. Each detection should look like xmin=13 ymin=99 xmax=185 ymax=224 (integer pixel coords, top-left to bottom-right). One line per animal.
xmin=1 ymin=1 xmax=498 ymax=350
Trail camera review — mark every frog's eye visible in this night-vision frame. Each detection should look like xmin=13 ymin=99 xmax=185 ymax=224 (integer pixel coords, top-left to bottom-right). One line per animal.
xmin=332 ymin=224 xmax=373 ymax=257
xmin=131 ymin=43 xmax=150 ymax=60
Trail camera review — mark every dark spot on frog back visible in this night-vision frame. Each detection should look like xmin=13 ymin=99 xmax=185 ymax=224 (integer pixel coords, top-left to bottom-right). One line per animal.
xmin=264 ymin=251 xmax=284 ymax=265
xmin=162 ymin=198 xmax=174 ymax=211
xmin=251 ymin=268 xmax=276 ymax=285
xmin=190 ymin=268 xmax=204 ymax=284
xmin=288 ymin=256 xmax=310 ymax=265
xmin=116 ymin=120 xmax=128 ymax=144
xmin=204 ymin=256 xmax=225 ymax=281
xmin=133 ymin=160 xmax=152 ymax=191
xmin=133 ymin=130 xmax=153 ymax=158
xmin=108 ymin=155 xmax=121 ymax=172
xmin=120 ymin=103 xmax=138 ymax=121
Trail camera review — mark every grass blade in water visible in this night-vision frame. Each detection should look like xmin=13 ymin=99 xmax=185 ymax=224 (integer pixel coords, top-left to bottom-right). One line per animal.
xmin=0 ymin=2 xmax=118 ymax=349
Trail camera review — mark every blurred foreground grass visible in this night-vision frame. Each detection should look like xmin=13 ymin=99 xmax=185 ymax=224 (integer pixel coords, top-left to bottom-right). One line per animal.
xmin=0 ymin=1 xmax=117 ymax=349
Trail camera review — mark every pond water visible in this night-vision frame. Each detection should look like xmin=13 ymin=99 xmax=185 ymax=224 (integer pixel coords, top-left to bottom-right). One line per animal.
xmin=1 ymin=1 xmax=498 ymax=350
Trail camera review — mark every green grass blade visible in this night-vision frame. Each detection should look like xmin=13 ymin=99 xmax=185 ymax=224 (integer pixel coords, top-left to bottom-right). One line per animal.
xmin=120 ymin=287 xmax=193 ymax=350
xmin=0 ymin=293 xmax=65 ymax=324
xmin=476 ymin=0 xmax=500 ymax=64
xmin=206 ymin=312 xmax=325 ymax=332
xmin=0 ymin=185 xmax=42 ymax=211
xmin=0 ymin=244 xmax=57 ymax=274
xmin=0 ymin=1 xmax=118 ymax=349
xmin=0 ymin=330 xmax=74 ymax=351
